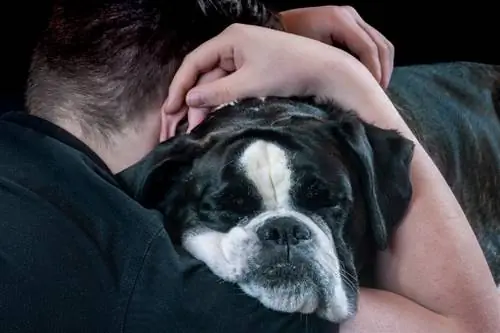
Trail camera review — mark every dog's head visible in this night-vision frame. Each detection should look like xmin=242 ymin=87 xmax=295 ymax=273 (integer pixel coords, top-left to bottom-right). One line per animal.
xmin=120 ymin=97 xmax=414 ymax=323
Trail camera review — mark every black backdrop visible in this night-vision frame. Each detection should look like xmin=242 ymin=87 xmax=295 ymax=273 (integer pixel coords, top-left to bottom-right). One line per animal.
xmin=1 ymin=1 xmax=497 ymax=110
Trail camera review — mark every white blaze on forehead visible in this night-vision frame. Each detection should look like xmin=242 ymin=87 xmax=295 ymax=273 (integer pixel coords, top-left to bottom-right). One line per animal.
xmin=239 ymin=140 xmax=292 ymax=210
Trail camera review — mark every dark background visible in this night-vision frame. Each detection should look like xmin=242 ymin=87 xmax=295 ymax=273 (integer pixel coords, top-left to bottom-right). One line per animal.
xmin=1 ymin=1 xmax=497 ymax=110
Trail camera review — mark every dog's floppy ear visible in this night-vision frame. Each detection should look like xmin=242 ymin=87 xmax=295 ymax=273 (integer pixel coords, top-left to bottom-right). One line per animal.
xmin=118 ymin=135 xmax=205 ymax=209
xmin=335 ymin=116 xmax=415 ymax=250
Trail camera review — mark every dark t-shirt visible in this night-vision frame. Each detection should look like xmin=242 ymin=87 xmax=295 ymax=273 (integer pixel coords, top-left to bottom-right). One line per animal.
xmin=0 ymin=112 xmax=332 ymax=333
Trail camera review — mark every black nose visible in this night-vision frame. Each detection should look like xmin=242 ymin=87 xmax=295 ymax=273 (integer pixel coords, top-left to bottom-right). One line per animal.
xmin=257 ymin=217 xmax=312 ymax=246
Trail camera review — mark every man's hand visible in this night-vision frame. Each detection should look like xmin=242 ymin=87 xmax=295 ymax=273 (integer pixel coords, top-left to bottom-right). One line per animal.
xmin=280 ymin=6 xmax=394 ymax=88
xmin=162 ymin=23 xmax=377 ymax=136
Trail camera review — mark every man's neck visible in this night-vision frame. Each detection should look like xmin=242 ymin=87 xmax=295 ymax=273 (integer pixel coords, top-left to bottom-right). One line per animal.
xmin=55 ymin=113 xmax=162 ymax=174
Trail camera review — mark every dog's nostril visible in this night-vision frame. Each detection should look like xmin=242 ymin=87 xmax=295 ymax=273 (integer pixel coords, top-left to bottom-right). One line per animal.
xmin=293 ymin=225 xmax=311 ymax=241
xmin=257 ymin=217 xmax=312 ymax=246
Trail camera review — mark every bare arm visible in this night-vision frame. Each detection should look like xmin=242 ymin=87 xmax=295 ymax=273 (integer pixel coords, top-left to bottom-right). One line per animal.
xmin=315 ymin=60 xmax=500 ymax=333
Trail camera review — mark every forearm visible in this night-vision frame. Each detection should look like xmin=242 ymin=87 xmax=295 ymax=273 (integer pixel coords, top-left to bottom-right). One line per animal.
xmin=317 ymin=56 xmax=500 ymax=332
xmin=340 ymin=288 xmax=458 ymax=333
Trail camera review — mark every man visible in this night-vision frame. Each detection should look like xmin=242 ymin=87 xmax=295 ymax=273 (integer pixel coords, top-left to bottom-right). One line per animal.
xmin=0 ymin=2 xmax=498 ymax=333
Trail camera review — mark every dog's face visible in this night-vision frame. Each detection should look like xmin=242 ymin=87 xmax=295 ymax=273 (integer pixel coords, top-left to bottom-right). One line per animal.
xmin=120 ymin=98 xmax=414 ymax=323
xmin=182 ymin=131 xmax=356 ymax=322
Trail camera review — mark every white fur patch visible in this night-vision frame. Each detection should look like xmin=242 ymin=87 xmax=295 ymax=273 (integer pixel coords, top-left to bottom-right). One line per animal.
xmin=213 ymin=97 xmax=266 ymax=112
xmin=183 ymin=226 xmax=260 ymax=282
xmin=239 ymin=140 xmax=290 ymax=210
xmin=213 ymin=99 xmax=239 ymax=111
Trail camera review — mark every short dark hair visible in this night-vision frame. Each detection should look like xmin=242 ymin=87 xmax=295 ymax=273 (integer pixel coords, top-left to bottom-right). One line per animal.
xmin=26 ymin=0 xmax=282 ymax=139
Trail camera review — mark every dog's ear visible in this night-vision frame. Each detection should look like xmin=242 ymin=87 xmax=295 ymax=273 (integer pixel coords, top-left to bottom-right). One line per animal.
xmin=335 ymin=116 xmax=415 ymax=250
xmin=118 ymin=135 xmax=205 ymax=209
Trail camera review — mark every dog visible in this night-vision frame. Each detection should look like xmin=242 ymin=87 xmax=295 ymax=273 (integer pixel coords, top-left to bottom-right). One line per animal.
xmin=122 ymin=96 xmax=417 ymax=322
xmin=68 ymin=0 xmax=497 ymax=325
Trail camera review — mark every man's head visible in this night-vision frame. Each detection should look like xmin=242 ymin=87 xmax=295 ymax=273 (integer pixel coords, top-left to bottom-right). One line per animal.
xmin=26 ymin=0 xmax=281 ymax=143
xmin=120 ymin=97 xmax=415 ymax=323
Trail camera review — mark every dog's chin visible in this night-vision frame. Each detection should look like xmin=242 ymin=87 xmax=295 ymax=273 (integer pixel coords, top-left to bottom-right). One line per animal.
xmin=238 ymin=259 xmax=355 ymax=323
xmin=182 ymin=226 xmax=356 ymax=323
xmin=240 ymin=279 xmax=319 ymax=314
xmin=239 ymin=261 xmax=320 ymax=314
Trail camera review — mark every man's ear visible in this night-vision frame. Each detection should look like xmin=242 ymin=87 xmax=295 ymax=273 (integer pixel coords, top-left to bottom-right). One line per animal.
xmin=335 ymin=117 xmax=415 ymax=250
xmin=118 ymin=135 xmax=204 ymax=208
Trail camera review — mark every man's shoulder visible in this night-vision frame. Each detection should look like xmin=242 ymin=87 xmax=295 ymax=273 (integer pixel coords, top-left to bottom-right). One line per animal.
xmin=0 ymin=113 xmax=331 ymax=333
xmin=0 ymin=111 xmax=164 ymax=267
xmin=0 ymin=112 xmax=170 ymax=332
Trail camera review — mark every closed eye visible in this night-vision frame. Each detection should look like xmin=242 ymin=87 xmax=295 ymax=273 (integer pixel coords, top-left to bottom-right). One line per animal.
xmin=201 ymin=184 xmax=261 ymax=217
xmin=295 ymin=177 xmax=332 ymax=208
xmin=294 ymin=175 xmax=349 ymax=215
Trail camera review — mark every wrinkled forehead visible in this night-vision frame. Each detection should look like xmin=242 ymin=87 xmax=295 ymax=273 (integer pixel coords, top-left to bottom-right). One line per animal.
xmin=191 ymin=97 xmax=330 ymax=136
xmin=190 ymin=97 xmax=352 ymax=189
xmin=237 ymin=139 xmax=351 ymax=191
xmin=195 ymin=134 xmax=352 ymax=199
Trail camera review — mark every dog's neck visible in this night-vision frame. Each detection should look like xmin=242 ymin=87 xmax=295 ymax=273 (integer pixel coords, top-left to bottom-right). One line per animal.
xmin=54 ymin=111 xmax=162 ymax=174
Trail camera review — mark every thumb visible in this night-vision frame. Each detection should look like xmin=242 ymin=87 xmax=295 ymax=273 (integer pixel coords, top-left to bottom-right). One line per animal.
xmin=186 ymin=69 xmax=260 ymax=108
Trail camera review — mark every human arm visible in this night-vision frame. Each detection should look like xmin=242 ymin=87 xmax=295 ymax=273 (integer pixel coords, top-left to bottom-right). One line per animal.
xmin=279 ymin=5 xmax=394 ymax=88
xmin=163 ymin=24 xmax=500 ymax=333
xmin=160 ymin=5 xmax=395 ymax=137
xmin=317 ymin=64 xmax=500 ymax=333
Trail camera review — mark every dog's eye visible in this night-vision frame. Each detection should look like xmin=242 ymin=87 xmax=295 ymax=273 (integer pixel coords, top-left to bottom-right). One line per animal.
xmin=200 ymin=184 xmax=260 ymax=217
xmin=216 ymin=191 xmax=257 ymax=215
xmin=294 ymin=176 xmax=344 ymax=212
xmin=303 ymin=183 xmax=332 ymax=206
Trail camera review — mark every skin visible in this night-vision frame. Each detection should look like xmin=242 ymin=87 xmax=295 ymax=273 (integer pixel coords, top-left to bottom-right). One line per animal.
xmin=162 ymin=24 xmax=500 ymax=333
xmin=280 ymin=5 xmax=394 ymax=88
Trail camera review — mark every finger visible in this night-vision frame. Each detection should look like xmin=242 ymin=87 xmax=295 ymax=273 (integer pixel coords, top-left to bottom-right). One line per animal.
xmin=197 ymin=67 xmax=229 ymax=85
xmin=184 ymin=67 xmax=228 ymax=131
xmin=356 ymin=21 xmax=394 ymax=88
xmin=164 ymin=34 xmax=236 ymax=114
xmin=185 ymin=68 xmax=261 ymax=108
xmin=186 ymin=107 xmax=209 ymax=133
xmin=160 ymin=110 xmax=168 ymax=142
xmin=329 ymin=19 xmax=382 ymax=83
xmin=331 ymin=6 xmax=381 ymax=83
